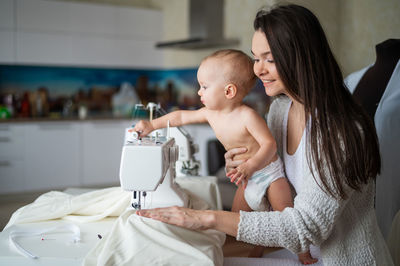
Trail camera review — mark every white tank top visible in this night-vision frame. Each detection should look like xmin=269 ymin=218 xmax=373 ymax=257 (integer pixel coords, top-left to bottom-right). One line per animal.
xmin=282 ymin=101 xmax=306 ymax=193
xmin=282 ymin=100 xmax=322 ymax=259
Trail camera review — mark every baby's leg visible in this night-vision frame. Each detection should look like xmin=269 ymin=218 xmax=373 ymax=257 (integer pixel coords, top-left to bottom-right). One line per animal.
xmin=231 ymin=184 xmax=252 ymax=212
xmin=298 ymin=251 xmax=318 ymax=265
xmin=267 ymin=178 xmax=293 ymax=211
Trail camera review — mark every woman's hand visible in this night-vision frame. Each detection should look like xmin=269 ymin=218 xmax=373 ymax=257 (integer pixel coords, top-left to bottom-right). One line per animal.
xmin=226 ymin=162 xmax=255 ymax=187
xmin=224 ymin=147 xmax=248 ymax=173
xmin=136 ymin=206 xmax=215 ymax=231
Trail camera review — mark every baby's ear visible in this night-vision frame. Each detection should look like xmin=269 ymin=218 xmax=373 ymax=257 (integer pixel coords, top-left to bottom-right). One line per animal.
xmin=224 ymin=84 xmax=237 ymax=99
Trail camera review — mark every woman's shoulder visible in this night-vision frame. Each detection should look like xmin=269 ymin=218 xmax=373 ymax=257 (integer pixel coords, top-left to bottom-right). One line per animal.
xmin=269 ymin=95 xmax=290 ymax=113
xmin=267 ymin=95 xmax=290 ymax=122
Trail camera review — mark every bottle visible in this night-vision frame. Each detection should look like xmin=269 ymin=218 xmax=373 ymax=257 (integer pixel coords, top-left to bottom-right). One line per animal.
xmin=20 ymin=92 xmax=31 ymax=117
xmin=0 ymin=105 xmax=11 ymax=119
xmin=5 ymin=94 xmax=14 ymax=117
xmin=132 ymin=103 xmax=148 ymax=119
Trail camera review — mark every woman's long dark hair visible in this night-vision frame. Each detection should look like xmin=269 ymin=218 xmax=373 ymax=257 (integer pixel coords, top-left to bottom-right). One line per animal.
xmin=254 ymin=4 xmax=381 ymax=200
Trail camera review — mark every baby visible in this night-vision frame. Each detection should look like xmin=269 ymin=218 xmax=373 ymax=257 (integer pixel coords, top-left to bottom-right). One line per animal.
xmin=133 ymin=49 xmax=315 ymax=264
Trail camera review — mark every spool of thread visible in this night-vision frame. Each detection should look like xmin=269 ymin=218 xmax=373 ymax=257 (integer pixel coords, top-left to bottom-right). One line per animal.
xmin=131 ymin=131 xmax=140 ymax=139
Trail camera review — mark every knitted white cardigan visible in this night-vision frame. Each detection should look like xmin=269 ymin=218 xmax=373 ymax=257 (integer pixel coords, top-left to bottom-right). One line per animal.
xmin=236 ymin=96 xmax=394 ymax=266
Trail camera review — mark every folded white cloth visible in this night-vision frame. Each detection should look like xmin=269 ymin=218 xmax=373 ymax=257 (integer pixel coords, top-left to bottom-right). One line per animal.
xmin=5 ymin=187 xmax=131 ymax=229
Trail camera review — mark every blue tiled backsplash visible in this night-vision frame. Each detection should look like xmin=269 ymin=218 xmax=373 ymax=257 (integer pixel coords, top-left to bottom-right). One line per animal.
xmin=0 ymin=64 xmax=268 ymax=119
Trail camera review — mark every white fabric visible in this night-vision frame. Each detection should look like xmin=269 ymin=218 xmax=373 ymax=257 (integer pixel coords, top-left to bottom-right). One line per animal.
xmin=83 ymin=210 xmax=225 ymax=266
xmin=244 ymin=157 xmax=285 ymax=211
xmin=176 ymin=176 xmax=223 ymax=211
xmin=344 ymin=64 xmax=372 ymax=93
xmin=9 ymin=223 xmax=81 ymax=259
xmin=0 ymin=219 xmax=116 ymax=265
xmin=345 ymin=60 xmax=400 ymax=238
xmin=5 ymin=187 xmax=131 ymax=229
xmin=236 ymin=96 xmax=394 ymax=265
xmin=2 ymin=177 xmax=225 ymax=266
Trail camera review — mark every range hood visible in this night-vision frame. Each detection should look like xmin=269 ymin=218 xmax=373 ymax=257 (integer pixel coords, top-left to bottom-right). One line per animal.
xmin=155 ymin=0 xmax=239 ymax=49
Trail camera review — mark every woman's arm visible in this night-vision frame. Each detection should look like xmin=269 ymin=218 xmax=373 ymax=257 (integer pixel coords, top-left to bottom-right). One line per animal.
xmin=224 ymin=147 xmax=248 ymax=172
xmin=136 ymin=207 xmax=240 ymax=237
xmin=236 ymin=169 xmax=355 ymax=253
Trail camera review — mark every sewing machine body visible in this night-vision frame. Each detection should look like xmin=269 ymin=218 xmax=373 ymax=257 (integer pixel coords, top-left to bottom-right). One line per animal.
xmin=119 ymin=133 xmax=189 ymax=209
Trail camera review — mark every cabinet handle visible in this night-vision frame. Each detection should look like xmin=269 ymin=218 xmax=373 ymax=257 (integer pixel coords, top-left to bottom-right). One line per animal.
xmin=39 ymin=124 xmax=72 ymax=130
xmin=0 ymin=137 xmax=11 ymax=142
xmin=92 ymin=123 xmax=119 ymax=128
xmin=0 ymin=161 xmax=11 ymax=167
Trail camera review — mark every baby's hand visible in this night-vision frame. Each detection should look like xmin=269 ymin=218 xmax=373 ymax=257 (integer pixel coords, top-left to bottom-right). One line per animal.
xmin=129 ymin=120 xmax=154 ymax=137
xmin=226 ymin=162 xmax=254 ymax=188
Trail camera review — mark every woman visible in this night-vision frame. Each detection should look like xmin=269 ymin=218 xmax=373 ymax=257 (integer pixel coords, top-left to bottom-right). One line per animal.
xmin=137 ymin=4 xmax=394 ymax=265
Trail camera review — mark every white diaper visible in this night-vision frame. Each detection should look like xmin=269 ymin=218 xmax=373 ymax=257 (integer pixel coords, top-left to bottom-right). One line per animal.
xmin=244 ymin=157 xmax=285 ymax=211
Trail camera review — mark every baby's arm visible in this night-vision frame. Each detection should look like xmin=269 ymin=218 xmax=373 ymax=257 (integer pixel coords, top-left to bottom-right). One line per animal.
xmin=132 ymin=108 xmax=208 ymax=137
xmin=227 ymin=109 xmax=277 ymax=185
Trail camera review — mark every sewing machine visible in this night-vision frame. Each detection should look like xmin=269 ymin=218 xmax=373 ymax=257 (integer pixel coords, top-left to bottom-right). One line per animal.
xmin=149 ymin=103 xmax=201 ymax=177
xmin=119 ymin=103 xmax=205 ymax=210
xmin=119 ymin=131 xmax=189 ymax=210
xmin=169 ymin=126 xmax=200 ymax=177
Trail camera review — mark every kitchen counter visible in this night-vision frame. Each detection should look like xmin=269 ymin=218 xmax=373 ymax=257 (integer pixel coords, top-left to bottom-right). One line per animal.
xmin=0 ymin=116 xmax=132 ymax=123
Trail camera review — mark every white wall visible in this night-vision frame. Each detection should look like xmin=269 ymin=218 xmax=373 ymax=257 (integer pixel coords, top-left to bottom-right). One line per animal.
xmin=337 ymin=0 xmax=400 ymax=75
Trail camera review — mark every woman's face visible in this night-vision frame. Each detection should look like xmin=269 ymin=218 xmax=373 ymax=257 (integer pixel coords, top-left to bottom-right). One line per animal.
xmin=252 ymin=30 xmax=287 ymax=97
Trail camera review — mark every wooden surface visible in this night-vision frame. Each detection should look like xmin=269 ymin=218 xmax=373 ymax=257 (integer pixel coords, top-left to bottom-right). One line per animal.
xmin=223 ymin=235 xmax=281 ymax=257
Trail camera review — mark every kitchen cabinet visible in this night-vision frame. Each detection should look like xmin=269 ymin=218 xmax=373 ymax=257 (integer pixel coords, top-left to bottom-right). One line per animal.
xmin=16 ymin=0 xmax=161 ymax=38
xmin=16 ymin=31 xmax=74 ymax=65
xmin=0 ymin=121 xmax=120 ymax=194
xmin=81 ymin=120 xmax=131 ymax=186
xmin=0 ymin=0 xmax=15 ymax=63
xmin=24 ymin=122 xmax=81 ymax=191
xmin=0 ymin=31 xmax=15 ymax=63
xmin=1 ymin=0 xmax=164 ymax=67
xmin=0 ymin=124 xmax=26 ymax=194
xmin=0 ymin=0 xmax=14 ymax=28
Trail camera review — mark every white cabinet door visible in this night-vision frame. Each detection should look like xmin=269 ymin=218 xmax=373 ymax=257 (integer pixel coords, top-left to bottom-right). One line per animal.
xmin=0 ymin=0 xmax=15 ymax=63
xmin=0 ymin=0 xmax=15 ymax=29
xmin=0 ymin=159 xmax=25 ymax=194
xmin=14 ymin=0 xmax=164 ymax=67
xmin=68 ymin=35 xmax=163 ymax=68
xmin=16 ymin=31 xmax=73 ymax=65
xmin=24 ymin=122 xmax=80 ymax=191
xmin=16 ymin=0 xmax=70 ymax=32
xmin=0 ymin=31 xmax=15 ymax=63
xmin=81 ymin=120 xmax=131 ymax=186
xmin=0 ymin=124 xmax=26 ymax=194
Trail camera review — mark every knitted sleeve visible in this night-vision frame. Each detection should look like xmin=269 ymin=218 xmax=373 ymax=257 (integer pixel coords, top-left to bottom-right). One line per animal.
xmin=237 ymin=97 xmax=354 ymax=254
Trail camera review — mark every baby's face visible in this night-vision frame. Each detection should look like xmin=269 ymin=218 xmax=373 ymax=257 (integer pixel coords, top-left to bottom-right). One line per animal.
xmin=197 ymin=59 xmax=228 ymax=110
